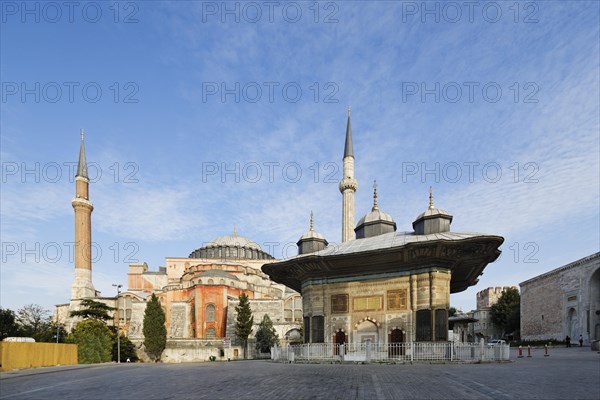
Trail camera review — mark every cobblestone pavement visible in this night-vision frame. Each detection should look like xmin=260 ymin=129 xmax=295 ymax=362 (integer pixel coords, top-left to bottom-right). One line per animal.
xmin=1 ymin=347 xmax=598 ymax=399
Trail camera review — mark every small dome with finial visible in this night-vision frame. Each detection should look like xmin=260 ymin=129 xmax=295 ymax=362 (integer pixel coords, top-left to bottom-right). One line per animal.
xmin=355 ymin=180 xmax=397 ymax=239
xmin=297 ymin=212 xmax=328 ymax=255
xmin=412 ymin=187 xmax=453 ymax=235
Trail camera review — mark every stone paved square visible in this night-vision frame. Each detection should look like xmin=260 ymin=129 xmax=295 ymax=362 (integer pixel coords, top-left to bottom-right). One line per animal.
xmin=1 ymin=347 xmax=598 ymax=399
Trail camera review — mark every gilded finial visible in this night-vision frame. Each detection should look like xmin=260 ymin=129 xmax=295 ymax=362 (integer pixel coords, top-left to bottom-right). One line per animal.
xmin=372 ymin=180 xmax=379 ymax=211
xmin=233 ymin=225 xmax=237 ymax=237
xmin=348 ymin=105 xmax=351 ymax=117
xmin=429 ymin=186 xmax=434 ymax=209
xmin=310 ymin=211 xmax=314 ymax=231
xmin=80 ymin=128 xmax=84 ymax=141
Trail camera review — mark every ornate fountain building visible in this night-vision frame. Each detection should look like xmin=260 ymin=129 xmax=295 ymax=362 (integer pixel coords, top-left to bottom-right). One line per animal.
xmin=263 ymin=109 xmax=504 ymax=348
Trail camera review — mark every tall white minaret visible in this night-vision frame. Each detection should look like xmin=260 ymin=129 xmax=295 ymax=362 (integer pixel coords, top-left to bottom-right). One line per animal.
xmin=339 ymin=106 xmax=358 ymax=242
xmin=71 ymin=129 xmax=96 ymax=299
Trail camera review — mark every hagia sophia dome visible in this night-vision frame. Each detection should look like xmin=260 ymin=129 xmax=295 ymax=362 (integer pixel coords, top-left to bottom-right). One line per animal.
xmin=188 ymin=233 xmax=274 ymax=260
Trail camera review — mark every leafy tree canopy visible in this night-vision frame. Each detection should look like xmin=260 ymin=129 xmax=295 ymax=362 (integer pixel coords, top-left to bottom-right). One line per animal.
xmin=0 ymin=308 xmax=21 ymax=340
xmin=113 ymin=334 xmax=139 ymax=362
xmin=67 ymin=319 xmax=113 ymax=364
xmin=490 ymin=287 xmax=521 ymax=337
xmin=69 ymin=299 xmax=114 ymax=321
xmin=16 ymin=304 xmax=56 ymax=341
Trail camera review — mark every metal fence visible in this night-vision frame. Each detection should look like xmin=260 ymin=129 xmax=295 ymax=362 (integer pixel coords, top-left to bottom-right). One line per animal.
xmin=271 ymin=342 xmax=510 ymax=363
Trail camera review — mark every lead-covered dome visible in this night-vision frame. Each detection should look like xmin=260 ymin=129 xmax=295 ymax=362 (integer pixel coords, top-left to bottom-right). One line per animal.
xmin=297 ymin=212 xmax=328 ymax=255
xmin=189 ymin=233 xmax=274 ymax=260
xmin=412 ymin=188 xmax=453 ymax=235
xmin=355 ymin=181 xmax=397 ymax=239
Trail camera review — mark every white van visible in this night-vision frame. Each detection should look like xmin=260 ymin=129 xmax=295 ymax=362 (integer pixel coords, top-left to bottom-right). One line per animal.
xmin=2 ymin=337 xmax=35 ymax=342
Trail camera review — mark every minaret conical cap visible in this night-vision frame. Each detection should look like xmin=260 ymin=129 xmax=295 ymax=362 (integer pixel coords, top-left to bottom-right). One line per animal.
xmin=76 ymin=129 xmax=88 ymax=179
xmin=344 ymin=105 xmax=354 ymax=158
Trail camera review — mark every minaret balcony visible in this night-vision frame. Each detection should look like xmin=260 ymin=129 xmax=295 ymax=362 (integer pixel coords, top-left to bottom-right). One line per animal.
xmin=339 ymin=178 xmax=358 ymax=193
xmin=71 ymin=197 xmax=94 ymax=211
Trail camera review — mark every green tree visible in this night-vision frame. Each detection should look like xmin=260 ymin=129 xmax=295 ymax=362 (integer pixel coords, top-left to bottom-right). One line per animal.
xmin=490 ymin=287 xmax=521 ymax=338
xmin=143 ymin=293 xmax=166 ymax=362
xmin=255 ymin=314 xmax=279 ymax=353
xmin=16 ymin=304 xmax=51 ymax=341
xmin=0 ymin=308 xmax=22 ymax=340
xmin=67 ymin=319 xmax=113 ymax=364
xmin=33 ymin=322 xmax=68 ymax=343
xmin=112 ymin=334 xmax=139 ymax=362
xmin=69 ymin=299 xmax=114 ymax=321
xmin=46 ymin=322 xmax=68 ymax=343
xmin=235 ymin=293 xmax=254 ymax=359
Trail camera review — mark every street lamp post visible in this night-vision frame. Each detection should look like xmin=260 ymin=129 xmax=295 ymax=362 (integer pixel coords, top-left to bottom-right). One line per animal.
xmin=112 ymin=284 xmax=122 ymax=363
xmin=55 ymin=315 xmax=60 ymax=343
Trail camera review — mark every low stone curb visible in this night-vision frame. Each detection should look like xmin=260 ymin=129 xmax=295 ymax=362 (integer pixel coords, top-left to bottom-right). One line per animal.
xmin=0 ymin=362 xmax=114 ymax=380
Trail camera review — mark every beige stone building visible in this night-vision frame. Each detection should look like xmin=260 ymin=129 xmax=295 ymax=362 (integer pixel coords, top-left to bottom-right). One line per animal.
xmin=520 ymin=252 xmax=600 ymax=344
xmin=472 ymin=286 xmax=518 ymax=341
xmin=263 ymin=110 xmax=505 ymax=348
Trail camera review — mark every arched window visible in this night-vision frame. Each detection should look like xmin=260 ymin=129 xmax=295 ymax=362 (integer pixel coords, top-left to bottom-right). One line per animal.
xmin=206 ymin=304 xmax=216 ymax=322
xmin=118 ymin=296 xmax=133 ymax=323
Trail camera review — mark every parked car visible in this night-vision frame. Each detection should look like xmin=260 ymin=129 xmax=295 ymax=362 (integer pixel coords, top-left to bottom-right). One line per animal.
xmin=487 ymin=339 xmax=506 ymax=346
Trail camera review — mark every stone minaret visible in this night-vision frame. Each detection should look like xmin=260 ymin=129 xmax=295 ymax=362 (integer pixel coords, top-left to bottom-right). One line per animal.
xmin=71 ymin=129 xmax=96 ymax=299
xmin=339 ymin=106 xmax=358 ymax=242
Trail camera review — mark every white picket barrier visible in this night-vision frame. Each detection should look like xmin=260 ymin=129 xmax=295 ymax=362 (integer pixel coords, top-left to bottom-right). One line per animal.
xmin=274 ymin=342 xmax=510 ymax=363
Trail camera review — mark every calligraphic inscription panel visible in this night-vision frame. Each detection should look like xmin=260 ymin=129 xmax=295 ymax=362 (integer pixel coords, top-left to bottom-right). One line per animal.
xmin=331 ymin=294 xmax=349 ymax=313
xmin=387 ymin=289 xmax=407 ymax=310
xmin=353 ymin=296 xmax=383 ymax=311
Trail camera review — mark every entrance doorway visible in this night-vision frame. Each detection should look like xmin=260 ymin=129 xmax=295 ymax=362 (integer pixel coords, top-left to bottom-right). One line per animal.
xmin=388 ymin=328 xmax=404 ymax=357
xmin=334 ymin=330 xmax=346 ymax=355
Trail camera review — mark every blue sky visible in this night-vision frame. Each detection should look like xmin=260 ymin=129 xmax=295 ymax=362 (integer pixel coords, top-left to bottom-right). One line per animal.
xmin=1 ymin=1 xmax=599 ymax=314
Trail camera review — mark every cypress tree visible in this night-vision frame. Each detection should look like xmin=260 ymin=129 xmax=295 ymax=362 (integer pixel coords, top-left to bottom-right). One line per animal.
xmin=255 ymin=314 xmax=279 ymax=353
xmin=235 ymin=293 xmax=254 ymax=359
xmin=143 ymin=293 xmax=167 ymax=362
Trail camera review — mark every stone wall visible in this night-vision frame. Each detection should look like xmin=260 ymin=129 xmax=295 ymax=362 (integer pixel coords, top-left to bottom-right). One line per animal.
xmin=520 ymin=252 xmax=600 ymax=343
xmin=520 ymin=269 xmax=562 ymax=341
xmin=133 ymin=339 xmax=243 ymax=363
xmin=226 ymin=298 xmax=302 ymax=347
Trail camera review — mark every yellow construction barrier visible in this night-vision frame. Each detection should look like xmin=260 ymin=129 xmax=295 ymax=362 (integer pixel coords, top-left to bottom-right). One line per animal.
xmin=0 ymin=342 xmax=78 ymax=372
